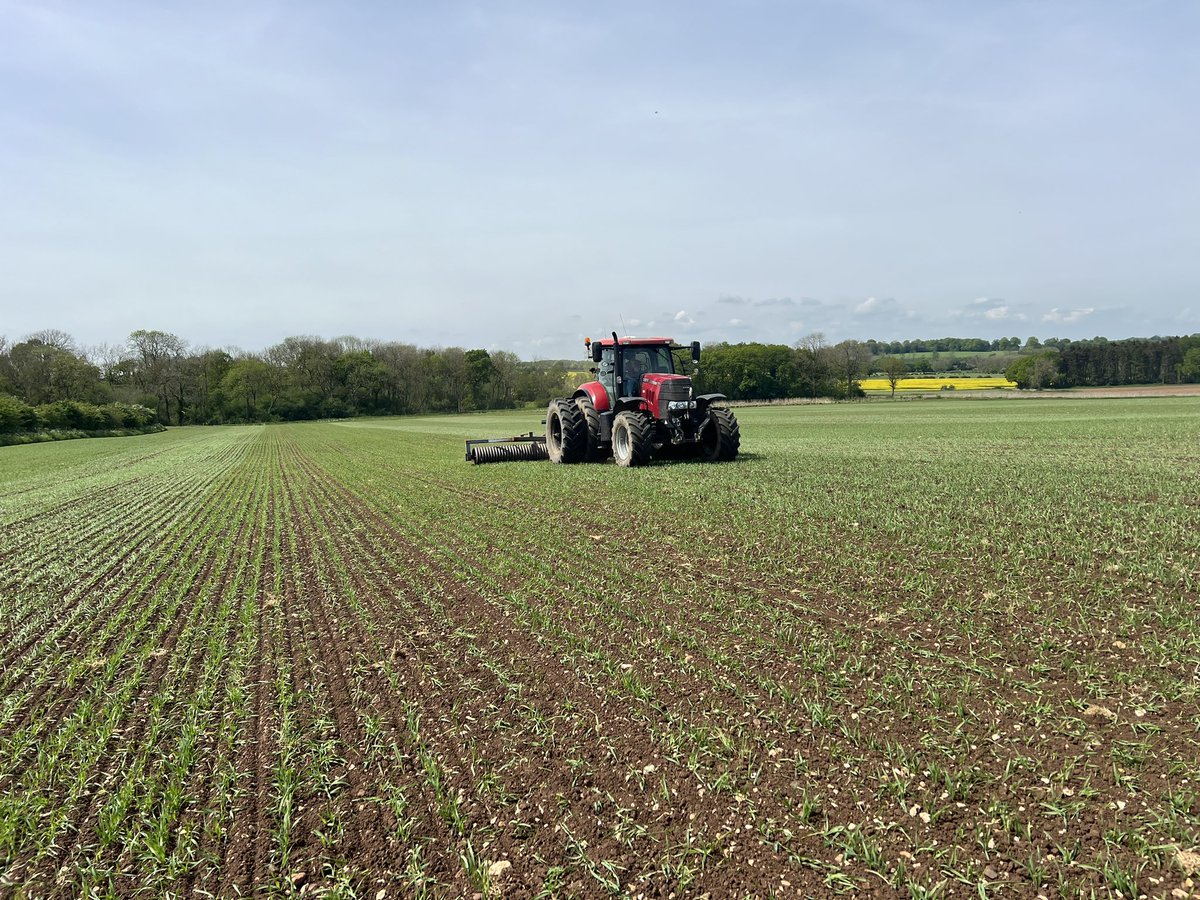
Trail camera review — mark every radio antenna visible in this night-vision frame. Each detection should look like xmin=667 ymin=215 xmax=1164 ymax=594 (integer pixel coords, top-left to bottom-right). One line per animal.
xmin=619 ymin=314 xmax=628 ymax=339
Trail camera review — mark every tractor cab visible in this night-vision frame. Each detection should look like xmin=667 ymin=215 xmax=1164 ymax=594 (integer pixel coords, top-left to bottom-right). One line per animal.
xmin=615 ymin=344 xmax=674 ymax=398
xmin=589 ymin=336 xmax=692 ymax=406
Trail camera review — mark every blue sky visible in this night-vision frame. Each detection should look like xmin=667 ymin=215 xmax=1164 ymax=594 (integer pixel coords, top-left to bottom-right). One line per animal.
xmin=2 ymin=0 xmax=1197 ymax=359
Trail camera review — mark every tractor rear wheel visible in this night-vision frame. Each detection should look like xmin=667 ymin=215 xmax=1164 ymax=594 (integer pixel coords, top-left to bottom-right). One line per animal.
xmin=699 ymin=406 xmax=740 ymax=462
xmin=612 ymin=411 xmax=652 ymax=467
xmin=546 ymin=398 xmax=586 ymax=463
xmin=575 ymin=395 xmax=605 ymax=461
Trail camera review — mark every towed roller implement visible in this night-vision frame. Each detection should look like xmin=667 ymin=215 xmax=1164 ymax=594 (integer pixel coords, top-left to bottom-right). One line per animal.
xmin=464 ymin=432 xmax=549 ymax=464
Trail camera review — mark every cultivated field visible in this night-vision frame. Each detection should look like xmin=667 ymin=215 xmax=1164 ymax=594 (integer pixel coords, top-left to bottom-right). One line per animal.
xmin=1 ymin=399 xmax=1198 ymax=899
xmin=858 ymin=377 xmax=1016 ymax=394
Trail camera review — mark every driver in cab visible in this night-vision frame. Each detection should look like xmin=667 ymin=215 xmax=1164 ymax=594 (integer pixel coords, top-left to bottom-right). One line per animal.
xmin=623 ymin=352 xmax=650 ymax=397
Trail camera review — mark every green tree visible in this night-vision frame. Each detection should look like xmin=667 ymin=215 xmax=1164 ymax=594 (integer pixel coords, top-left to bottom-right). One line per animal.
xmin=464 ymin=349 xmax=494 ymax=409
xmin=373 ymin=342 xmax=430 ymax=414
xmin=186 ymin=349 xmax=233 ymax=423
xmin=221 ymin=358 xmax=279 ymax=421
xmin=694 ymin=342 xmax=806 ymax=400
xmin=793 ymin=333 xmax=833 ymax=399
xmin=335 ymin=350 xmax=388 ymax=414
xmin=827 ymin=340 xmax=871 ymax=399
xmin=5 ymin=340 xmax=63 ymax=404
xmin=487 ymin=350 xmax=522 ymax=408
xmin=433 ymin=348 xmax=472 ymax=412
xmin=878 ymin=356 xmax=908 ymax=398
xmin=1 ymin=336 xmax=106 ymax=405
xmin=1006 ymin=351 xmax=1062 ymax=389
xmin=49 ymin=352 xmax=107 ymax=402
xmin=1179 ymin=346 xmax=1200 ymax=383
xmin=127 ymin=329 xmax=187 ymax=424
xmin=0 ymin=393 xmax=36 ymax=433
xmin=266 ymin=335 xmax=341 ymax=417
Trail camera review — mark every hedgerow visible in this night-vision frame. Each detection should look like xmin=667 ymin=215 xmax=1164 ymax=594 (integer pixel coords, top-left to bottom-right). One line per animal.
xmin=0 ymin=395 xmax=160 ymax=444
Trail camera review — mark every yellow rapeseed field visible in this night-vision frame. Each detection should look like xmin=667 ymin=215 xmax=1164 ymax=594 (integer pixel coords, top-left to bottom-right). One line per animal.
xmin=860 ymin=375 xmax=1016 ymax=392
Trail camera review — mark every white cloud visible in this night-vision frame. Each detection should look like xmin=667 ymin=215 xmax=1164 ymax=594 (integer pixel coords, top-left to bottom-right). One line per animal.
xmin=1042 ymin=307 xmax=1095 ymax=324
xmin=976 ymin=303 xmax=1027 ymax=322
xmin=956 ymin=295 xmax=1031 ymax=325
xmin=674 ymin=310 xmax=694 ymax=325
xmin=853 ymin=296 xmax=912 ymax=318
xmin=729 ymin=317 xmax=743 ymax=325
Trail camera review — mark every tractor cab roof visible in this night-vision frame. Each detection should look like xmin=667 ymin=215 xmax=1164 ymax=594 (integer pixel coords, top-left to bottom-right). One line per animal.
xmin=590 ymin=336 xmax=674 ymax=348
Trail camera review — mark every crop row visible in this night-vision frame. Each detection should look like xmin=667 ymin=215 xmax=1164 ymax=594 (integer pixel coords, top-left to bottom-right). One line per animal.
xmin=1 ymin=430 xmax=278 ymax=896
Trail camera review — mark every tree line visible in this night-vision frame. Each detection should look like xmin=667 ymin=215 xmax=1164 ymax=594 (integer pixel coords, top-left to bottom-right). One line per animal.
xmin=1004 ymin=335 xmax=1200 ymax=389
xmin=1 ymin=329 xmax=882 ymax=419
xmin=0 ymin=329 xmax=574 ymax=426
xmin=3 ymin=329 xmax=1196 ymax=427
xmin=693 ymin=335 xmax=875 ymax=400
xmin=867 ymin=336 xmax=1030 ymax=354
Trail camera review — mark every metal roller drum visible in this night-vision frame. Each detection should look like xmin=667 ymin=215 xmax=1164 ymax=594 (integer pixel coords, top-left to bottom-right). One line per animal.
xmin=464 ymin=433 xmax=550 ymax=464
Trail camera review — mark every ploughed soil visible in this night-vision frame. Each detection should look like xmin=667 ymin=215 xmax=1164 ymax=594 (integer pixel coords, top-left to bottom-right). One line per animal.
xmin=2 ymin=428 xmax=1197 ymax=899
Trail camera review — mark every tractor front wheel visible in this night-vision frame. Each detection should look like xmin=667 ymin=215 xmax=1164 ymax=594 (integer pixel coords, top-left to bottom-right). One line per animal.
xmin=699 ymin=406 xmax=740 ymax=462
xmin=546 ymin=398 xmax=587 ymax=463
xmin=612 ymin=411 xmax=652 ymax=467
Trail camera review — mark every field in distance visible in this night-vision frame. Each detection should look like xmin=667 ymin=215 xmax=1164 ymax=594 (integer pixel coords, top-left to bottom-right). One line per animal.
xmin=1 ymin=399 xmax=1198 ymax=898
xmin=859 ymin=375 xmax=1017 ymax=393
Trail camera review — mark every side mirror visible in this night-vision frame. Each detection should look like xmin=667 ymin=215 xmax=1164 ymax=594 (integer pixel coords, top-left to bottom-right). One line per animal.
xmin=691 ymin=341 xmax=701 ymax=363
xmin=592 ymin=343 xmax=603 ymax=363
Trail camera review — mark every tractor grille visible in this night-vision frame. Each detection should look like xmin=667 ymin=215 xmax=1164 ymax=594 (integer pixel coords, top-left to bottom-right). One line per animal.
xmin=658 ymin=378 xmax=692 ymax=418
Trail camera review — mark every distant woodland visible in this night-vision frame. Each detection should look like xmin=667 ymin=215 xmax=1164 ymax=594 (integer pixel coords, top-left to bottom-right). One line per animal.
xmin=1 ymin=329 xmax=1198 ymax=430
xmin=0 ymin=330 xmax=574 ymax=430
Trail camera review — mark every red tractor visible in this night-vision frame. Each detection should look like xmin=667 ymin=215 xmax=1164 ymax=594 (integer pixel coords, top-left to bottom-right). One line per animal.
xmin=545 ymin=332 xmax=740 ymax=467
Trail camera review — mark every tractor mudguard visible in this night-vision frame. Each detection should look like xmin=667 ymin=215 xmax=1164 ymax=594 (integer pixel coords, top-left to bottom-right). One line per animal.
xmin=694 ymin=393 xmax=728 ymax=413
xmin=574 ymin=381 xmax=610 ymax=413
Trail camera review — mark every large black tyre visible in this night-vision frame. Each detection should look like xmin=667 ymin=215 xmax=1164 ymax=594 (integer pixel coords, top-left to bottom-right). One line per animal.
xmin=546 ymin=398 xmax=587 ymax=464
xmin=612 ymin=411 xmax=652 ymax=467
xmin=574 ymin=395 xmax=605 ymax=461
xmin=699 ymin=406 xmax=740 ymax=462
